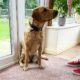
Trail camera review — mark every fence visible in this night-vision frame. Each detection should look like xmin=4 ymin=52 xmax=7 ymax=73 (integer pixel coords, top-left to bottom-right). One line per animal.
xmin=0 ymin=9 xmax=33 ymax=18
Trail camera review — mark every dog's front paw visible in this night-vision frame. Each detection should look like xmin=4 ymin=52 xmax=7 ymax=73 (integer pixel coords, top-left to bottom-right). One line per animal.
xmin=23 ymin=66 xmax=28 ymax=71
xmin=19 ymin=62 xmax=24 ymax=67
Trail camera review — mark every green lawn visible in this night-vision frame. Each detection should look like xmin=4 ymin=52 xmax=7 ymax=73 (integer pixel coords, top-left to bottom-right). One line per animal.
xmin=0 ymin=19 xmax=10 ymax=40
xmin=0 ymin=18 xmax=28 ymax=40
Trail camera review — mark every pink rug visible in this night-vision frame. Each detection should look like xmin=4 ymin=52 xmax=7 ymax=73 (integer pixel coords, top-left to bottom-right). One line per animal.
xmin=0 ymin=55 xmax=80 ymax=80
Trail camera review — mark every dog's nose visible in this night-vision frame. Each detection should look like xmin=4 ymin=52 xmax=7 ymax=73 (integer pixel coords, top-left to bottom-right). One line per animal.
xmin=53 ymin=10 xmax=58 ymax=18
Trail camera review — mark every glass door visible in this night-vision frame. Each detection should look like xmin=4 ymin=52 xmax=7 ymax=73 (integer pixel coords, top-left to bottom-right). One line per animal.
xmin=0 ymin=0 xmax=11 ymax=57
xmin=0 ymin=0 xmax=18 ymax=69
xmin=25 ymin=0 xmax=39 ymax=26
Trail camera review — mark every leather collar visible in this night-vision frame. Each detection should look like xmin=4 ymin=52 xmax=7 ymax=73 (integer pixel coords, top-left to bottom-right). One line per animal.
xmin=30 ymin=23 xmax=42 ymax=32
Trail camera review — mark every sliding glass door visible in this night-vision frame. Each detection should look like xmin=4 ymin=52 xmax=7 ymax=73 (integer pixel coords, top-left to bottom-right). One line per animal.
xmin=0 ymin=0 xmax=11 ymax=57
xmin=0 ymin=0 xmax=18 ymax=69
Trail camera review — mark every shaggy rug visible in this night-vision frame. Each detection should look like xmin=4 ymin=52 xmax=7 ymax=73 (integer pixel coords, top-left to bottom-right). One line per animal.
xmin=0 ymin=55 xmax=80 ymax=80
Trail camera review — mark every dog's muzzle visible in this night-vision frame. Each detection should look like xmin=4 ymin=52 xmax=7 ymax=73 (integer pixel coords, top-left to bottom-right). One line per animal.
xmin=53 ymin=10 xmax=58 ymax=18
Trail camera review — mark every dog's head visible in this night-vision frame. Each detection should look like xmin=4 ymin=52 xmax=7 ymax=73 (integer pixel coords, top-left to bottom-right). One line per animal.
xmin=32 ymin=7 xmax=58 ymax=22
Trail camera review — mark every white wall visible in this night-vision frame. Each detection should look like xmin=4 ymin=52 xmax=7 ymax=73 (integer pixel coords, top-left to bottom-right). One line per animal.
xmin=44 ymin=24 xmax=80 ymax=55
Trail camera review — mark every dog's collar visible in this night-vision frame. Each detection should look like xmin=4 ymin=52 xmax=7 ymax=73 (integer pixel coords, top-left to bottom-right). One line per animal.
xmin=30 ymin=23 xmax=42 ymax=32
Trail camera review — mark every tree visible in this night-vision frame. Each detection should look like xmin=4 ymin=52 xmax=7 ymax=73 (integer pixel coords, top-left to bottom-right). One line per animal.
xmin=54 ymin=0 xmax=68 ymax=16
xmin=0 ymin=0 xmax=3 ymax=9
xmin=2 ymin=0 xmax=8 ymax=9
xmin=1 ymin=0 xmax=37 ymax=9
xmin=0 ymin=0 xmax=8 ymax=9
xmin=25 ymin=0 xmax=37 ymax=9
xmin=72 ymin=0 xmax=80 ymax=15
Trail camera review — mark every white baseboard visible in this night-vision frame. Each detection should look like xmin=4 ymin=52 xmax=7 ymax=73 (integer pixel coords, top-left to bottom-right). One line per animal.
xmin=0 ymin=60 xmax=18 ymax=70
xmin=44 ymin=42 xmax=78 ymax=55
xmin=44 ymin=48 xmax=59 ymax=55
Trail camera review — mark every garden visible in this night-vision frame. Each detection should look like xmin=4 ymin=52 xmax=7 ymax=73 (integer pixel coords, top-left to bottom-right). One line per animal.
xmin=0 ymin=18 xmax=10 ymax=40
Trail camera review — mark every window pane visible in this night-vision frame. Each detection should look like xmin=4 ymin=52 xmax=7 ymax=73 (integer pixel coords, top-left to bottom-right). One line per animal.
xmin=0 ymin=0 xmax=11 ymax=57
xmin=25 ymin=0 xmax=39 ymax=25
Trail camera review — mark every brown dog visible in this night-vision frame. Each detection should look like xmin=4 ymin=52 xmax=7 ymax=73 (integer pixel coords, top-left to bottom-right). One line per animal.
xmin=19 ymin=7 xmax=58 ymax=71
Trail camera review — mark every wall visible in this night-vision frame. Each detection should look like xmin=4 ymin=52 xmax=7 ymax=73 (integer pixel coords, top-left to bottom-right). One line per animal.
xmin=44 ymin=23 xmax=80 ymax=55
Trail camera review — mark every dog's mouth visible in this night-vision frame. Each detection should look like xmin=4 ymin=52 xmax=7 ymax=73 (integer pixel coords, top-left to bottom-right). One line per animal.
xmin=53 ymin=10 xmax=58 ymax=19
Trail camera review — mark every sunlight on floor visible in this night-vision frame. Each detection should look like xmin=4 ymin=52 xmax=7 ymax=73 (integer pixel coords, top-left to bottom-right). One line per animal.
xmin=56 ymin=44 xmax=80 ymax=61
xmin=0 ymin=39 xmax=11 ymax=57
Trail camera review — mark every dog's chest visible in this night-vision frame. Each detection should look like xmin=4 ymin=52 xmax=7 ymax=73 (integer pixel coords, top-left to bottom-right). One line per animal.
xmin=29 ymin=32 xmax=42 ymax=53
xmin=30 ymin=41 xmax=40 ymax=53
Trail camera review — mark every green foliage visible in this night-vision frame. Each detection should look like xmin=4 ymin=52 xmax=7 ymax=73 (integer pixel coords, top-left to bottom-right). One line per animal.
xmin=0 ymin=0 xmax=37 ymax=9
xmin=54 ymin=0 xmax=68 ymax=16
xmin=3 ymin=0 xmax=9 ymax=9
xmin=0 ymin=0 xmax=3 ymax=9
xmin=0 ymin=0 xmax=3 ymax=5
xmin=54 ymin=0 xmax=80 ymax=15
xmin=72 ymin=0 xmax=79 ymax=8
xmin=0 ymin=19 xmax=10 ymax=40
xmin=0 ymin=0 xmax=9 ymax=9
xmin=76 ymin=6 xmax=80 ymax=14
xmin=25 ymin=0 xmax=38 ymax=9
xmin=72 ymin=0 xmax=80 ymax=15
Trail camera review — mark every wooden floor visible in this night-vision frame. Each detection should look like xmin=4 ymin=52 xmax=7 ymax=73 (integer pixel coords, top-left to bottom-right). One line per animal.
xmin=57 ymin=44 xmax=80 ymax=61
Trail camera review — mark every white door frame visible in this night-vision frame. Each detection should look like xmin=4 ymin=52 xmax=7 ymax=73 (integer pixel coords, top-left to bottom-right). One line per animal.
xmin=16 ymin=0 xmax=25 ymax=41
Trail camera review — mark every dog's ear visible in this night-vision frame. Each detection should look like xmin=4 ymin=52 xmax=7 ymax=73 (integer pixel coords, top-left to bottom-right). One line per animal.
xmin=32 ymin=10 xmax=41 ymax=21
xmin=53 ymin=10 xmax=58 ymax=19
